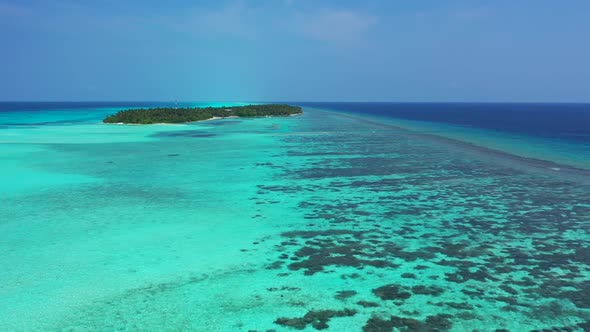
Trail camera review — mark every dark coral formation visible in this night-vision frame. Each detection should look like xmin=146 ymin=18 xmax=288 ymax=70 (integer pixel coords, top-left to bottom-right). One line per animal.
xmin=334 ymin=290 xmax=357 ymax=301
xmin=277 ymin=230 xmax=399 ymax=275
xmin=411 ymin=285 xmax=445 ymax=296
xmin=274 ymin=309 xmax=357 ymax=330
xmin=372 ymin=284 xmax=412 ymax=301
xmin=357 ymin=301 xmax=380 ymax=308
xmin=362 ymin=314 xmax=453 ymax=332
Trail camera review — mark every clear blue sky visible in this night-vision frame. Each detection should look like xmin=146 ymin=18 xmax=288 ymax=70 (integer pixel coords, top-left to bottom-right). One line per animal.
xmin=2 ymin=0 xmax=590 ymax=102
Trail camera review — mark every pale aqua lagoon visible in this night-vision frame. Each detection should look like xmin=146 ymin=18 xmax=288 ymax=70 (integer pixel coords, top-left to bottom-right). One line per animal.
xmin=0 ymin=103 xmax=589 ymax=331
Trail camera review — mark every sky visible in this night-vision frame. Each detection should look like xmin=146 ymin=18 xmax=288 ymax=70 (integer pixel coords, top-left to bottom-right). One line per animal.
xmin=1 ymin=0 xmax=590 ymax=102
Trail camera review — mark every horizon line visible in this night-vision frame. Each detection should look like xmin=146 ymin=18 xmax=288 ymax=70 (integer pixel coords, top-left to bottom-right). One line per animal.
xmin=2 ymin=100 xmax=590 ymax=105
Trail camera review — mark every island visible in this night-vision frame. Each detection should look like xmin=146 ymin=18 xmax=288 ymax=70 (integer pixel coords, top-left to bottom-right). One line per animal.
xmin=103 ymin=104 xmax=302 ymax=124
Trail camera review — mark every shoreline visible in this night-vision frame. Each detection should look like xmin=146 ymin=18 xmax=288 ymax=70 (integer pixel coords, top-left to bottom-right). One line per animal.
xmin=106 ymin=115 xmax=247 ymax=126
xmin=104 ymin=114 xmax=300 ymax=126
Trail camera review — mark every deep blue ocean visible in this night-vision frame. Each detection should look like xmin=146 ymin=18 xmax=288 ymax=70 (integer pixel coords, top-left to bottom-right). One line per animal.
xmin=298 ymin=102 xmax=590 ymax=143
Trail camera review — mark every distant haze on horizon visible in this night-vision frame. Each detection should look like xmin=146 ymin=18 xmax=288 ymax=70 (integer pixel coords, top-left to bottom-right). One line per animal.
xmin=2 ymin=0 xmax=590 ymax=102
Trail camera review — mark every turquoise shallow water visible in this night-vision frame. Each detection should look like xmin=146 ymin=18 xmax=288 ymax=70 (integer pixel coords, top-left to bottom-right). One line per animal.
xmin=0 ymin=104 xmax=589 ymax=331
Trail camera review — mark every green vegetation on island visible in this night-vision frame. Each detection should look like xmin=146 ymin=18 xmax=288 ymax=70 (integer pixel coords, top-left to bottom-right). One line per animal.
xmin=103 ymin=104 xmax=302 ymax=124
